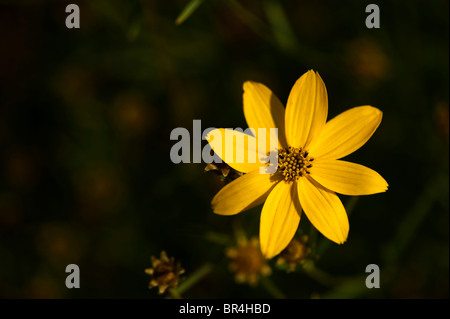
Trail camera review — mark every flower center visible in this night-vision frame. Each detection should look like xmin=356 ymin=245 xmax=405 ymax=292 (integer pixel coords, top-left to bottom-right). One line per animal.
xmin=277 ymin=146 xmax=314 ymax=182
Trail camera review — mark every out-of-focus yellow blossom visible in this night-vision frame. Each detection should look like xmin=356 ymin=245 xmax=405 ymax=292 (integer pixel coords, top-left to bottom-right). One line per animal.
xmin=277 ymin=236 xmax=310 ymax=271
xmin=226 ymin=237 xmax=271 ymax=286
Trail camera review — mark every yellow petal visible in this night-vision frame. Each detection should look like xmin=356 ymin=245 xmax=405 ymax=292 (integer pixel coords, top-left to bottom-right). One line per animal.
xmin=285 ymin=70 xmax=328 ymax=149
xmin=212 ymin=170 xmax=281 ymax=216
xmin=298 ymin=176 xmax=349 ymax=244
xmin=309 ymin=106 xmax=382 ymax=160
xmin=206 ymin=128 xmax=266 ymax=173
xmin=260 ymin=181 xmax=301 ymax=259
xmin=243 ymin=81 xmax=287 ymax=150
xmin=310 ymin=159 xmax=388 ymax=196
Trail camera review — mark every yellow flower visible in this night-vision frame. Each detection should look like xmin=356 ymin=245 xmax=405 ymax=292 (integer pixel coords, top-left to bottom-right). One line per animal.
xmin=206 ymin=70 xmax=388 ymax=259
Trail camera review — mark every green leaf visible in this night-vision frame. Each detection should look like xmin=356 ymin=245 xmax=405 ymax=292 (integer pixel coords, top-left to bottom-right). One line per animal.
xmin=175 ymin=0 xmax=205 ymax=25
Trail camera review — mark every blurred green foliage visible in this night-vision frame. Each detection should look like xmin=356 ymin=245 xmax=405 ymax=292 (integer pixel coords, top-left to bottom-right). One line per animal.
xmin=0 ymin=0 xmax=448 ymax=298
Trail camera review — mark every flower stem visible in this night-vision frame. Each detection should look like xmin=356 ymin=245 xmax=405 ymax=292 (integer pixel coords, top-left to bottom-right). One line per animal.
xmin=169 ymin=288 xmax=182 ymax=299
xmin=174 ymin=263 xmax=213 ymax=297
xmin=302 ymin=261 xmax=339 ymax=287
xmin=226 ymin=0 xmax=273 ymax=43
xmin=260 ymin=276 xmax=286 ymax=299
xmin=345 ymin=196 xmax=359 ymax=217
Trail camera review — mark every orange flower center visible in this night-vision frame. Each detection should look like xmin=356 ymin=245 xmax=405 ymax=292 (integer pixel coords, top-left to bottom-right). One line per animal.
xmin=278 ymin=146 xmax=314 ymax=182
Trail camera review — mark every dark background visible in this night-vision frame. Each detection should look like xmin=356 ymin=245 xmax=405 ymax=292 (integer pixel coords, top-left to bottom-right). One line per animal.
xmin=0 ymin=0 xmax=448 ymax=298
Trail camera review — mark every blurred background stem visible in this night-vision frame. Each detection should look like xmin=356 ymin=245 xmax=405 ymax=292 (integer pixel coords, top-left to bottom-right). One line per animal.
xmin=169 ymin=263 xmax=213 ymax=298
xmin=260 ymin=276 xmax=286 ymax=299
xmin=302 ymin=260 xmax=340 ymax=287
